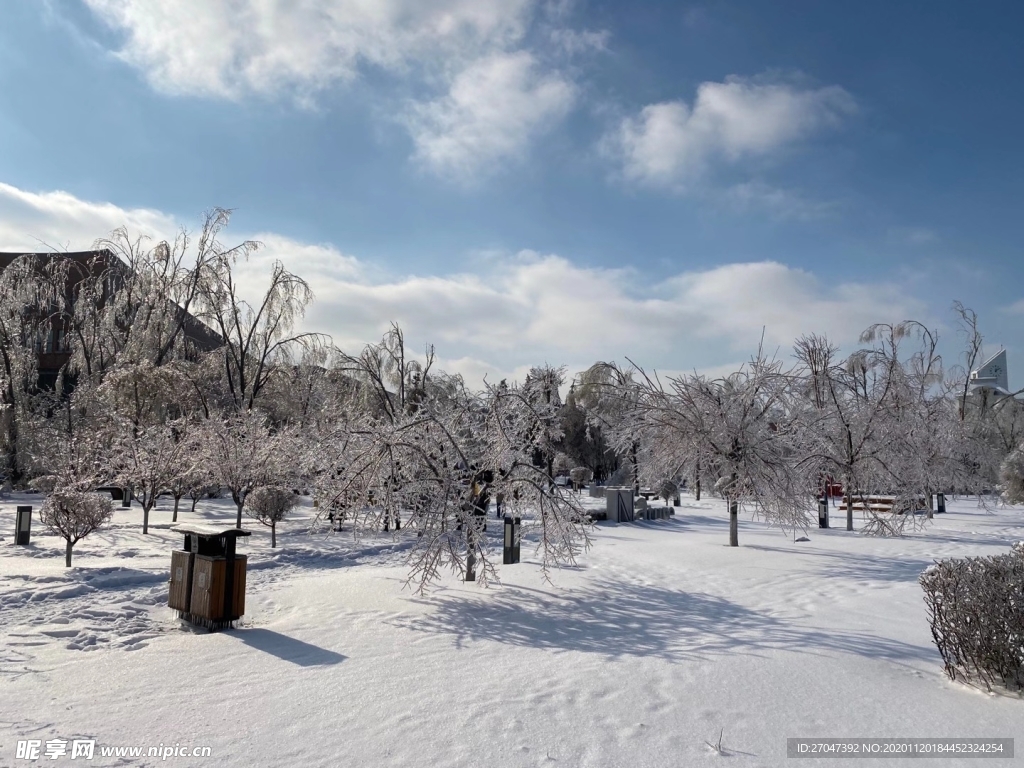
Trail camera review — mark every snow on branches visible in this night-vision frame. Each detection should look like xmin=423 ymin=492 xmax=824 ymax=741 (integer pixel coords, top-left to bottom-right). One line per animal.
xmin=309 ymin=333 xmax=588 ymax=590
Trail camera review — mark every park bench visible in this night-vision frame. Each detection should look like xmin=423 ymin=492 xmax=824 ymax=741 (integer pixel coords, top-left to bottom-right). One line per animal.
xmin=837 ymin=495 xmax=926 ymax=515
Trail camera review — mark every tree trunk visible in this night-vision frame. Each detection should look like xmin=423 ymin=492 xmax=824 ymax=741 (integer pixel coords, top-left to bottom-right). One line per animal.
xmin=143 ymin=503 xmax=151 ymax=535
xmin=271 ymin=521 xmax=276 ymax=548
xmin=173 ymin=495 xmax=181 ymax=523
xmin=728 ymin=498 xmax=738 ymax=547
xmin=631 ymin=441 xmax=640 ymax=496
xmin=65 ymin=539 xmax=73 ymax=567
xmin=234 ymin=494 xmax=243 ymax=529
xmin=191 ymin=496 xmax=199 ymax=513
xmin=695 ymin=461 xmax=701 ymax=501
xmin=845 ymin=490 xmax=854 ymax=532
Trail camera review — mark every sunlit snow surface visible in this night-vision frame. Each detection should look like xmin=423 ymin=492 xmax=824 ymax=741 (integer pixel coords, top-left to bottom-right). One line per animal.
xmin=1 ymin=492 xmax=1022 ymax=767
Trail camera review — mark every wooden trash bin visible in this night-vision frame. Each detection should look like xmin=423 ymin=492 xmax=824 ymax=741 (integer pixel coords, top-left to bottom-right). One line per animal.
xmin=190 ymin=555 xmax=247 ymax=622
xmin=169 ymin=525 xmax=250 ymax=631
xmin=168 ymin=550 xmax=195 ymax=612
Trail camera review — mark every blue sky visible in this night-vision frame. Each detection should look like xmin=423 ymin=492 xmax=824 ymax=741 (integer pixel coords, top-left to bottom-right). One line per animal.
xmin=1 ymin=0 xmax=1022 ymax=385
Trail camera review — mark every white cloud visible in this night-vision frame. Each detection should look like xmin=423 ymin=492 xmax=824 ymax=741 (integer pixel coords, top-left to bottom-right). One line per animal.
xmin=79 ymin=0 xmax=581 ymax=178
xmin=82 ymin=0 xmax=533 ymax=99
xmin=722 ymin=181 xmax=838 ymax=221
xmin=405 ymin=51 xmax=575 ymax=181
xmin=887 ymin=226 xmax=940 ymax=246
xmin=0 ymin=182 xmax=177 ymax=251
xmin=0 ymin=180 xmax=923 ymax=385
xmin=609 ymin=75 xmax=856 ymax=188
xmin=1001 ymin=299 xmax=1024 ymax=316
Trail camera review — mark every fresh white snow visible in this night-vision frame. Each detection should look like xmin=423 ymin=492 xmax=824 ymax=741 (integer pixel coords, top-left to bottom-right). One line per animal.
xmin=1 ymin=492 xmax=1022 ymax=767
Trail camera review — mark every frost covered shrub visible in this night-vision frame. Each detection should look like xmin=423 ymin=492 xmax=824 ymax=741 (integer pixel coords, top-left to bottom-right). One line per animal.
xmin=569 ymin=467 xmax=593 ymax=490
xmin=657 ymin=479 xmax=678 ymax=504
xmin=1000 ymin=447 xmax=1024 ymax=504
xmin=607 ymin=465 xmax=631 ymax=487
xmin=920 ymin=543 xmax=1024 ymax=693
xmin=40 ymin=490 xmax=114 ymax=567
xmin=245 ymin=486 xmax=298 ymax=548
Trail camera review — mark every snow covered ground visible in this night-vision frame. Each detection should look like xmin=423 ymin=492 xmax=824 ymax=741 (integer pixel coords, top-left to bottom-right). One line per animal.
xmin=1 ymin=491 xmax=1022 ymax=767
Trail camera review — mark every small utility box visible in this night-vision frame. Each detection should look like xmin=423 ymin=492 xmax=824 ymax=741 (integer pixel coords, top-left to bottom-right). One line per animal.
xmin=605 ymin=488 xmax=634 ymax=523
xmin=15 ymin=506 xmax=32 ymax=545
xmin=936 ymin=493 xmax=947 ymax=514
xmin=169 ymin=525 xmax=250 ymax=631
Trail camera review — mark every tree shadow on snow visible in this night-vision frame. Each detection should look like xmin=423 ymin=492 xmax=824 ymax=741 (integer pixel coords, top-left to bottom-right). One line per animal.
xmin=394 ymin=581 xmax=933 ymax=664
xmin=744 ymin=545 xmax=933 ymax=583
xmin=228 ymin=628 xmax=346 ymax=667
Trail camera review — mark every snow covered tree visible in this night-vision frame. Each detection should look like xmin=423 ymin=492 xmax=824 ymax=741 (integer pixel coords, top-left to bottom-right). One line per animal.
xmin=245 ymin=486 xmax=298 ymax=547
xmin=40 ymin=489 xmax=114 ymax=567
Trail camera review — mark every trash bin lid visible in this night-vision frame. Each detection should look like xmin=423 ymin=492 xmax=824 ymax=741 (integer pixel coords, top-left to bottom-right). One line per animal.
xmin=170 ymin=524 xmax=252 ymax=538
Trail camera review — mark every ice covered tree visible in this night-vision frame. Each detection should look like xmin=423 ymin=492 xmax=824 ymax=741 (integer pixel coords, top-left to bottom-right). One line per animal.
xmin=657 ymin=479 xmax=678 ymax=505
xmin=569 ymin=466 xmax=593 ymax=492
xmin=110 ymin=419 xmax=194 ymax=534
xmin=309 ymin=330 xmax=589 ymax=590
xmin=200 ymin=410 xmax=289 ymax=528
xmin=575 ymin=362 xmax=640 ymax=490
xmin=245 ymin=486 xmax=297 ymax=547
xmin=196 ymin=236 xmax=326 ymax=412
xmin=40 ymin=489 xmax=114 ymax=567
xmin=555 ymin=385 xmax=608 ymax=475
xmin=68 ymin=210 xmax=247 ymax=382
xmin=794 ymin=328 xmax=912 ymax=533
xmin=0 ymin=255 xmax=67 ymax=484
xmin=1000 ymin=446 xmax=1024 ymax=503
xmin=631 ymin=350 xmax=814 ymax=546
xmin=794 ymin=321 xmax=979 ymax=535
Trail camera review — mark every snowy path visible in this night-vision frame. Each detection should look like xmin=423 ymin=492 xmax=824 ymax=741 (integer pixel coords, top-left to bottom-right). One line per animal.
xmin=1 ymin=492 xmax=1022 ymax=767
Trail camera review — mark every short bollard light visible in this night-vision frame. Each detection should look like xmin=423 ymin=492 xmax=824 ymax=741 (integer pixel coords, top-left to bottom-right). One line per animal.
xmin=817 ymin=496 xmax=829 ymax=529
xmin=15 ymin=506 xmax=32 ymax=545
xmin=503 ymin=516 xmax=521 ymax=565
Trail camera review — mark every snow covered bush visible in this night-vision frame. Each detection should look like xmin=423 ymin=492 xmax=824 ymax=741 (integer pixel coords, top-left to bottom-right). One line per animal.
xmin=999 ymin=446 xmax=1024 ymax=504
xmin=40 ymin=490 xmax=114 ymax=567
xmin=246 ymin=486 xmax=298 ymax=548
xmin=920 ymin=543 xmax=1024 ymax=693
